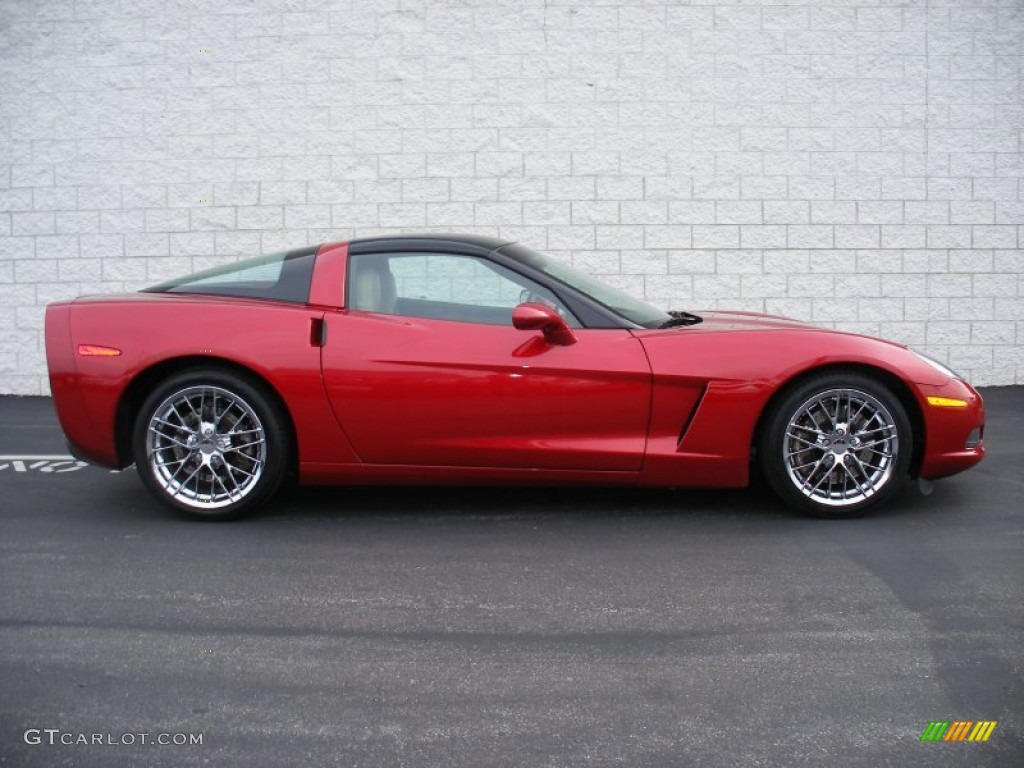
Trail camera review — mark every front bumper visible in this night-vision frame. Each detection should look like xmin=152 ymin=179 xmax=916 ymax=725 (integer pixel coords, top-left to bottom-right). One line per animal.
xmin=917 ymin=378 xmax=985 ymax=480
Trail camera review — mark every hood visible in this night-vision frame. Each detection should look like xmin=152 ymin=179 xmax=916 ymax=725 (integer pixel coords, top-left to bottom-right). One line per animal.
xmin=670 ymin=310 xmax=820 ymax=333
xmin=637 ymin=310 xmax=908 ymax=352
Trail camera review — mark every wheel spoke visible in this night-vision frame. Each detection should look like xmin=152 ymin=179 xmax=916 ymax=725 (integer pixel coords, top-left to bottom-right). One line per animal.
xmin=798 ymin=453 xmax=831 ymax=487
xmin=227 ymin=462 xmax=260 ymax=480
xmin=790 ymin=422 xmax=825 ymax=437
xmin=225 ymin=464 xmax=243 ymax=493
xmin=152 ymin=417 xmax=191 ymax=434
xmin=214 ymin=471 xmax=237 ymax=501
xmin=805 ymin=405 xmax=825 ymax=433
xmin=171 ymin=464 xmax=201 ymax=498
xmin=849 ymin=399 xmax=869 ymax=425
xmin=803 ymin=460 xmax=835 ymax=496
xmin=153 ymin=454 xmax=189 ymax=468
xmin=786 ymin=432 xmax=821 ymax=449
xmin=227 ymin=426 xmax=262 ymax=437
xmin=169 ymin=402 xmax=191 ymax=429
xmin=857 ymin=436 xmax=894 ymax=449
xmin=855 ymin=424 xmax=892 ymax=439
xmin=181 ymin=395 xmax=200 ymax=421
xmin=841 ymin=460 xmax=873 ymax=498
xmin=860 ymin=442 xmax=892 ymax=454
xmin=149 ymin=430 xmax=192 ymax=450
xmin=215 ymin=399 xmax=237 ymax=429
xmin=790 ymin=456 xmax=823 ymax=471
xmin=223 ymin=439 xmax=263 ymax=454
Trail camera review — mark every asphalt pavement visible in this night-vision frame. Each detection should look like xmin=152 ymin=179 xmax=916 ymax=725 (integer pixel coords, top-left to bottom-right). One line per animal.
xmin=0 ymin=389 xmax=1021 ymax=767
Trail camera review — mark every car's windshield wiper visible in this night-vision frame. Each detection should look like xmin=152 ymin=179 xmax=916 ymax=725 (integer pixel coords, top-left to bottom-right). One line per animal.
xmin=657 ymin=310 xmax=703 ymax=329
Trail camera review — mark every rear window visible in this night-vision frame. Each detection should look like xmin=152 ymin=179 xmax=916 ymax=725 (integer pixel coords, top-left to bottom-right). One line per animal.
xmin=144 ymin=246 xmax=317 ymax=303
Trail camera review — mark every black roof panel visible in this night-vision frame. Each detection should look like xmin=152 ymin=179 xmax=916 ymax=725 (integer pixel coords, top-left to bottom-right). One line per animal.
xmin=347 ymin=233 xmax=513 ymax=252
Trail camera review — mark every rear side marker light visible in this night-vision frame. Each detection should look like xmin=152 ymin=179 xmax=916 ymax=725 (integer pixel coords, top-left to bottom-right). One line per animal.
xmin=77 ymin=344 xmax=121 ymax=357
xmin=926 ymin=396 xmax=968 ymax=408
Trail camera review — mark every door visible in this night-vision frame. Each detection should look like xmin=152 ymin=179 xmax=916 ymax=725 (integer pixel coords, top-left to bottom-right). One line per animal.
xmin=320 ymin=251 xmax=652 ymax=471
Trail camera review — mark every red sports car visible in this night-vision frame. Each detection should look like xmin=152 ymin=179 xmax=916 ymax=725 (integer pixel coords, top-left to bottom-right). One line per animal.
xmin=45 ymin=234 xmax=985 ymax=521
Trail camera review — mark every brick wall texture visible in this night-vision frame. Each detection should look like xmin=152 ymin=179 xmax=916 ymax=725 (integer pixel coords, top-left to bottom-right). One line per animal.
xmin=1 ymin=0 xmax=1022 ymax=393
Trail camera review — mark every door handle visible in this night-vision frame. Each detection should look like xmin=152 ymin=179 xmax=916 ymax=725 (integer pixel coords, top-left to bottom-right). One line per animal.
xmin=310 ymin=317 xmax=327 ymax=347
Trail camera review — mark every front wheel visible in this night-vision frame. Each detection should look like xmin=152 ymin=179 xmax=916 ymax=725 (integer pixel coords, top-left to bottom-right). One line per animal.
xmin=133 ymin=369 xmax=290 ymax=520
xmin=759 ymin=372 xmax=913 ymax=518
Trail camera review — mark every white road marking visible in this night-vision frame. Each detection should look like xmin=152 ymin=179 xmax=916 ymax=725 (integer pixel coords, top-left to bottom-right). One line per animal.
xmin=0 ymin=455 xmax=127 ymax=474
xmin=0 ymin=455 xmax=78 ymax=460
xmin=0 ymin=455 xmax=92 ymax=473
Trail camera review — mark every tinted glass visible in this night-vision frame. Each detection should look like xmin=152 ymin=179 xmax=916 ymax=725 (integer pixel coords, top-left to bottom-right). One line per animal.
xmin=144 ymin=247 xmax=317 ymax=304
xmin=501 ymin=243 xmax=671 ymax=328
xmin=348 ymin=252 xmax=579 ymax=327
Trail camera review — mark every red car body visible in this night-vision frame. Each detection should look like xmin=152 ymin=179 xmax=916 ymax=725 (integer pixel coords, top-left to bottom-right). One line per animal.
xmin=45 ymin=238 xmax=984 ymax=502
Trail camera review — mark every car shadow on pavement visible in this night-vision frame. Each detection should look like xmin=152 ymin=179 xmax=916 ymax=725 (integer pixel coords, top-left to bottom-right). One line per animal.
xmin=9 ymin=456 xmax=976 ymax=529
xmin=250 ymin=474 xmax=952 ymax=526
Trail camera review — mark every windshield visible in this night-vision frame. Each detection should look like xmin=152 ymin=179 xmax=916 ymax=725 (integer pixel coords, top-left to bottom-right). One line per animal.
xmin=501 ymin=243 xmax=672 ymax=328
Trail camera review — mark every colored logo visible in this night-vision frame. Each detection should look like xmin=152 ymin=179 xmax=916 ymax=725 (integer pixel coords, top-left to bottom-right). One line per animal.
xmin=921 ymin=721 xmax=997 ymax=742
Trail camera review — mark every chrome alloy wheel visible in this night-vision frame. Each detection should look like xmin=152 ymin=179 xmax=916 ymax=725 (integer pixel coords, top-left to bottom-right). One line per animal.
xmin=782 ymin=388 xmax=899 ymax=508
xmin=145 ymin=385 xmax=266 ymax=510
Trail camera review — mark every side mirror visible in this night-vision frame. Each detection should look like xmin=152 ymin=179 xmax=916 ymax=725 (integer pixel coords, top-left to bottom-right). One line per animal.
xmin=512 ymin=302 xmax=576 ymax=346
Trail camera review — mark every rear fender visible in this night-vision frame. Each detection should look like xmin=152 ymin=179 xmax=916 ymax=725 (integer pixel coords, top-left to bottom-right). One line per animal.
xmin=53 ymin=297 xmax=358 ymax=470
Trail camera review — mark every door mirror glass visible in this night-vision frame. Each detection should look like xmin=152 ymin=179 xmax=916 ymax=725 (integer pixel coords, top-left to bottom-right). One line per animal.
xmin=512 ymin=302 xmax=577 ymax=346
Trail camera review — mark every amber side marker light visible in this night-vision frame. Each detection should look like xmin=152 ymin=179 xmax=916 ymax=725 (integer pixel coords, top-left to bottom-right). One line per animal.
xmin=926 ymin=396 xmax=968 ymax=408
xmin=77 ymin=344 xmax=121 ymax=357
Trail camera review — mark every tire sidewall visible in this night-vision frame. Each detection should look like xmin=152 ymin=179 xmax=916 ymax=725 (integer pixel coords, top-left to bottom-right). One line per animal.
xmin=132 ymin=368 xmax=289 ymax=521
xmin=760 ymin=372 xmax=913 ymax=518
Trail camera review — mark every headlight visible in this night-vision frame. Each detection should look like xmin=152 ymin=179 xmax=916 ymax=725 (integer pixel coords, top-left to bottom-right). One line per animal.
xmin=912 ymin=349 xmax=962 ymax=380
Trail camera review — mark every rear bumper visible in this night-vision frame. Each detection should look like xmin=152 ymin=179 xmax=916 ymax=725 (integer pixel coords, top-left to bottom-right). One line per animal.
xmin=917 ymin=378 xmax=985 ymax=479
xmin=65 ymin=437 xmax=120 ymax=468
xmin=45 ymin=302 xmax=122 ymax=469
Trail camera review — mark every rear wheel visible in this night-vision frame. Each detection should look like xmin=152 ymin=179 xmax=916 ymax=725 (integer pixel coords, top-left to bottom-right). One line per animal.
xmin=759 ymin=372 xmax=912 ymax=518
xmin=132 ymin=369 xmax=290 ymax=520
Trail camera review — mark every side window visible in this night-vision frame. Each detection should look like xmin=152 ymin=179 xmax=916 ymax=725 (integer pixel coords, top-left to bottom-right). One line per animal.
xmin=145 ymin=247 xmax=317 ymax=304
xmin=348 ymin=252 xmax=579 ymax=327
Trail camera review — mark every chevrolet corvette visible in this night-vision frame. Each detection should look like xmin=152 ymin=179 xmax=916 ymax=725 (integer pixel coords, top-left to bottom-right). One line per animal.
xmin=45 ymin=234 xmax=985 ymax=520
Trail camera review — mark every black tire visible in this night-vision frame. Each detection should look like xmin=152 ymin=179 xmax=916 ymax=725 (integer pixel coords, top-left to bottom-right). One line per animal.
xmin=758 ymin=371 xmax=913 ymax=518
xmin=132 ymin=368 xmax=290 ymax=521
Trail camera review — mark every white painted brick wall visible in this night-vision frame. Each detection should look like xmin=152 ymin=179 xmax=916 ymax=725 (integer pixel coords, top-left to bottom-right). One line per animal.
xmin=0 ymin=0 xmax=1022 ymax=394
